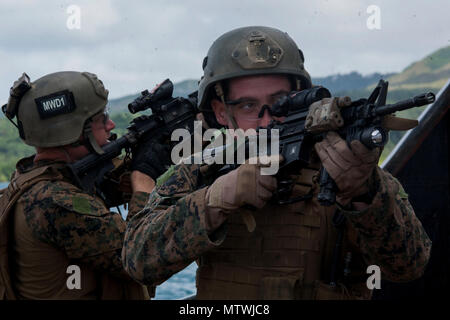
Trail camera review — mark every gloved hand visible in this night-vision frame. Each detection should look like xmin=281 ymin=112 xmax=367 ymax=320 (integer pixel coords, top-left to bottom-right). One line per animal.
xmin=130 ymin=139 xmax=172 ymax=181
xmin=314 ymin=132 xmax=380 ymax=205
xmin=206 ymin=156 xmax=280 ymax=213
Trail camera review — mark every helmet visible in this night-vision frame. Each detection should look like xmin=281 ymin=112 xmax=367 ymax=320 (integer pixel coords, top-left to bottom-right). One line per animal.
xmin=13 ymin=71 xmax=108 ymax=149
xmin=198 ymin=26 xmax=312 ymax=112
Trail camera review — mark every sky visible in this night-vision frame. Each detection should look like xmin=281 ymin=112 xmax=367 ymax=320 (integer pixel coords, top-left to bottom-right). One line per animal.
xmin=0 ymin=0 xmax=448 ymax=103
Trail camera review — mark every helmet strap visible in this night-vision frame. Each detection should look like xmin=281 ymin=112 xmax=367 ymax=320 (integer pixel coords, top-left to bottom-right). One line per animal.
xmin=60 ymin=147 xmax=74 ymax=163
xmin=196 ymin=112 xmax=210 ymax=129
xmin=296 ymin=78 xmax=301 ymax=90
xmin=215 ymin=82 xmax=239 ymax=130
xmin=83 ymin=121 xmax=105 ymax=155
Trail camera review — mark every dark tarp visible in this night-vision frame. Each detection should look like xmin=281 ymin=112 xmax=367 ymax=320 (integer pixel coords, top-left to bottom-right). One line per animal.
xmin=374 ymin=80 xmax=450 ymax=299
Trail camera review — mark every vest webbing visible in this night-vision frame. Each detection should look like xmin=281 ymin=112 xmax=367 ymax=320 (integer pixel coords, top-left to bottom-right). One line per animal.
xmin=196 ymin=165 xmax=371 ymax=299
xmin=0 ymin=165 xmax=64 ymax=300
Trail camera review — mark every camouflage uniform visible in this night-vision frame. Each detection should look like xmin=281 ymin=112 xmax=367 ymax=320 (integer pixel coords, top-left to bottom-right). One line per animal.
xmin=122 ymin=26 xmax=431 ymax=299
xmin=0 ymin=71 xmax=153 ymax=300
xmin=9 ymin=156 xmax=150 ymax=299
xmin=123 ymin=159 xmax=431 ymax=299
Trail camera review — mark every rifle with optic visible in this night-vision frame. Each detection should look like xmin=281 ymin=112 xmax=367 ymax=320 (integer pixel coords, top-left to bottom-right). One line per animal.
xmin=198 ymin=80 xmax=435 ymax=206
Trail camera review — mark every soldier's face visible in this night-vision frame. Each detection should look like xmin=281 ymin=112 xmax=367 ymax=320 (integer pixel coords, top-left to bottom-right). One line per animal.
xmin=91 ymin=111 xmax=116 ymax=146
xmin=54 ymin=111 xmax=116 ymax=162
xmin=211 ymin=74 xmax=290 ymax=131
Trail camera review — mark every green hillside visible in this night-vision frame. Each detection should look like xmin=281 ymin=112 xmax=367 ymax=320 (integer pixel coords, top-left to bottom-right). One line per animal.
xmin=387 ymin=46 xmax=450 ymax=90
xmin=1 ymin=46 xmax=448 ymax=181
xmin=0 ymin=118 xmax=34 ymax=181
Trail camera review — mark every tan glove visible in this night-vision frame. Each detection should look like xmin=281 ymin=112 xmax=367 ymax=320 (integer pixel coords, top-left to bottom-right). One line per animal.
xmin=204 ymin=156 xmax=280 ymax=232
xmin=314 ymin=132 xmax=380 ymax=205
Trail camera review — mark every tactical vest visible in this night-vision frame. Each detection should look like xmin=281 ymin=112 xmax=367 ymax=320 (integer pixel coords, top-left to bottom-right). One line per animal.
xmin=196 ymin=164 xmax=372 ymax=300
xmin=0 ymin=161 xmax=149 ymax=300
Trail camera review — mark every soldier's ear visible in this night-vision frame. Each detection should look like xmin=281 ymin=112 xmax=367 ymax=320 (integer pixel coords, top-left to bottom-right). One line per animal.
xmin=211 ymin=99 xmax=228 ymax=126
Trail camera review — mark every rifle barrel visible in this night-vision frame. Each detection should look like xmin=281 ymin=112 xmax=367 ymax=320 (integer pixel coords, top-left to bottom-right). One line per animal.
xmin=71 ymin=135 xmax=131 ymax=174
xmin=374 ymin=92 xmax=435 ymax=116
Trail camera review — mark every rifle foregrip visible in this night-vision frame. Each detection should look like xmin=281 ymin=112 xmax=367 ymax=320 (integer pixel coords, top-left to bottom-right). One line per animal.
xmin=318 ymin=167 xmax=337 ymax=206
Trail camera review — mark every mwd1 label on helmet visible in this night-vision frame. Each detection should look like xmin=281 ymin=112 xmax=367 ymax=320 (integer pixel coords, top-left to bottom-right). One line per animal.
xmin=35 ymin=90 xmax=76 ymax=119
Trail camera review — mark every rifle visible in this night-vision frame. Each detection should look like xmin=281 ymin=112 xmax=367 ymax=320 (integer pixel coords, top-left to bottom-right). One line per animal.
xmin=198 ymin=80 xmax=435 ymax=207
xmin=275 ymin=79 xmax=434 ymax=205
xmin=68 ymin=79 xmax=199 ymax=208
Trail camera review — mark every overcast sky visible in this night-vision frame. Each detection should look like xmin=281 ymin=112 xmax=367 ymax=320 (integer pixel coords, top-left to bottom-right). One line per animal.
xmin=0 ymin=0 xmax=448 ymax=103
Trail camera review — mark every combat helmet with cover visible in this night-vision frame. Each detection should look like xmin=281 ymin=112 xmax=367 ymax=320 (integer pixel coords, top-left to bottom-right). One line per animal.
xmin=197 ymin=26 xmax=312 ymax=128
xmin=2 ymin=71 xmax=109 ymax=154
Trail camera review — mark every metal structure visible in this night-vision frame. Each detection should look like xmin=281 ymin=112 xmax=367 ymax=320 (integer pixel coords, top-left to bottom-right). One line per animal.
xmin=375 ymin=80 xmax=450 ymax=298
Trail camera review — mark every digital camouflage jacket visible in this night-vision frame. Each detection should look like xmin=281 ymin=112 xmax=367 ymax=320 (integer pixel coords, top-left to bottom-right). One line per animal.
xmin=4 ymin=156 xmax=150 ymax=299
xmin=123 ymin=162 xmax=431 ymax=299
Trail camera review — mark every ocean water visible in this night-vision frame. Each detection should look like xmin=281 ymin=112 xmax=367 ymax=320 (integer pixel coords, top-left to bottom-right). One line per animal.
xmin=1 ymin=181 xmax=197 ymax=300
xmin=153 ymin=262 xmax=197 ymax=300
